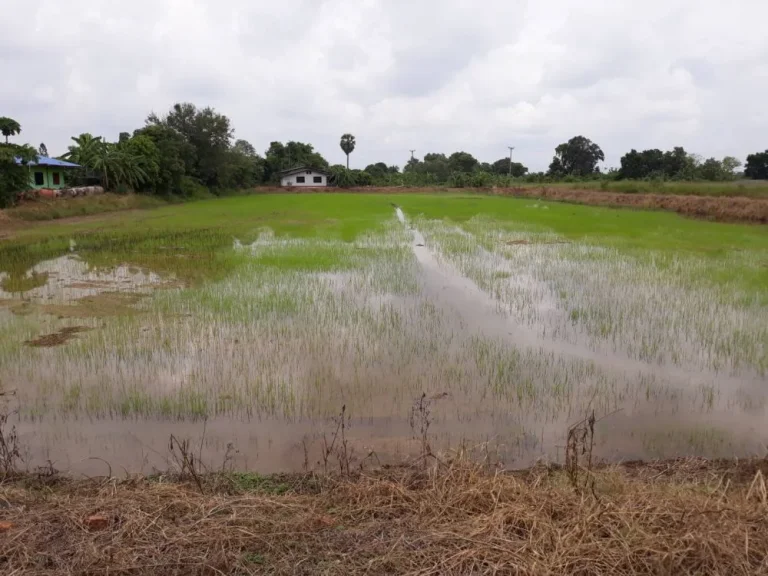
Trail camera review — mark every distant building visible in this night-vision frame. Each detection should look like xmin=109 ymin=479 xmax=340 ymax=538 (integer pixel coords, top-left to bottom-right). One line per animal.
xmin=279 ymin=166 xmax=329 ymax=187
xmin=15 ymin=156 xmax=81 ymax=190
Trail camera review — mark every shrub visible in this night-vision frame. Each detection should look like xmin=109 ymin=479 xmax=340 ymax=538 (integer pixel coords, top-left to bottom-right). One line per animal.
xmin=179 ymin=176 xmax=211 ymax=199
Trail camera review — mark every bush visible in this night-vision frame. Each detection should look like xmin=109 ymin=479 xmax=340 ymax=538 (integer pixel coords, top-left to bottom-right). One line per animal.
xmin=179 ymin=176 xmax=211 ymax=199
xmin=447 ymin=172 xmax=470 ymax=188
xmin=471 ymin=171 xmax=493 ymax=188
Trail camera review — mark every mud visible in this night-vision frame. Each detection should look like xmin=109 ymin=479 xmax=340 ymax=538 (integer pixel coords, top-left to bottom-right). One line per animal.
xmin=0 ymin=254 xmax=167 ymax=302
xmin=25 ymin=326 xmax=90 ymax=347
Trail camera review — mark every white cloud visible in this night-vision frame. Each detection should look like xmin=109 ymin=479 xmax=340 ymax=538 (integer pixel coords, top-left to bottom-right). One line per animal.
xmin=1 ymin=0 xmax=767 ymax=171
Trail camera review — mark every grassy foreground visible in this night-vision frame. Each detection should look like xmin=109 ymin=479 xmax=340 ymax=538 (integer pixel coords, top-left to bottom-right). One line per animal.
xmin=2 ymin=459 xmax=768 ymax=575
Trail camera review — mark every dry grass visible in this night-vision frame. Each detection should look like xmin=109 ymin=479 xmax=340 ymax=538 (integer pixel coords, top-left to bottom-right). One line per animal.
xmin=489 ymin=187 xmax=768 ymax=224
xmin=2 ymin=458 xmax=768 ymax=575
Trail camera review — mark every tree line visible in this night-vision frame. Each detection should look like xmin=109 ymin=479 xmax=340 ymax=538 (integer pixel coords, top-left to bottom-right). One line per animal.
xmin=2 ymin=105 xmax=768 ymax=207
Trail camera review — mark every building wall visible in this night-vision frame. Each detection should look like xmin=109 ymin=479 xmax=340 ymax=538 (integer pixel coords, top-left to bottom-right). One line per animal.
xmin=280 ymin=170 xmax=327 ymax=187
xmin=28 ymin=167 xmax=70 ymax=190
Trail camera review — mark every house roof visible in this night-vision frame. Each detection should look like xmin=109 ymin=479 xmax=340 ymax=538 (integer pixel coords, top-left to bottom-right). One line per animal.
xmin=14 ymin=156 xmax=80 ymax=168
xmin=279 ymin=165 xmax=330 ymax=176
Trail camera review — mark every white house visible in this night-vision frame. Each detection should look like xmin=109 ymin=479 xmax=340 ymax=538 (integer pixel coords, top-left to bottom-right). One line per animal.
xmin=280 ymin=166 xmax=330 ymax=187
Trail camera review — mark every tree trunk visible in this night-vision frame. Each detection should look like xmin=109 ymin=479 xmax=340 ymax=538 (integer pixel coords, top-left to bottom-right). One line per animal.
xmin=346 ymin=154 xmax=349 ymax=170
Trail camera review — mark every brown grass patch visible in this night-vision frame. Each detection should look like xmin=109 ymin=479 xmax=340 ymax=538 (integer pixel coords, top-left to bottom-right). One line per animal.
xmin=490 ymin=187 xmax=768 ymax=224
xmin=1 ymin=459 xmax=767 ymax=575
xmin=24 ymin=326 xmax=91 ymax=347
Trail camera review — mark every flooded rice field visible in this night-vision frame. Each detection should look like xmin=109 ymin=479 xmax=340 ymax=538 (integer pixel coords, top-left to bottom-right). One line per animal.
xmin=1 ymin=197 xmax=767 ymax=474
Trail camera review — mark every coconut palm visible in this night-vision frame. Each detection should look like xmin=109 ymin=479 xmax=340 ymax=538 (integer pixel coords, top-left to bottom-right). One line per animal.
xmin=339 ymin=134 xmax=356 ymax=170
xmin=0 ymin=117 xmax=21 ymax=144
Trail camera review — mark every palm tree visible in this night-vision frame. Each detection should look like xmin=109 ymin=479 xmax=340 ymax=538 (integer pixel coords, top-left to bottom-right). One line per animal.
xmin=339 ymin=134 xmax=356 ymax=170
xmin=109 ymin=150 xmax=148 ymax=190
xmin=0 ymin=117 xmax=21 ymax=144
xmin=62 ymin=135 xmax=146 ymax=191
xmin=63 ymin=133 xmax=104 ymax=166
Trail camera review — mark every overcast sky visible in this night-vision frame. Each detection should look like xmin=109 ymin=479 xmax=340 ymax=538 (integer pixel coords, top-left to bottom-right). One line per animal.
xmin=2 ymin=0 xmax=767 ymax=171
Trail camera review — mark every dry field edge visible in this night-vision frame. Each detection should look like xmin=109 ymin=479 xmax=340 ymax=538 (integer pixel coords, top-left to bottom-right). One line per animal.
xmin=2 ymin=185 xmax=768 ymax=228
xmin=2 ymin=458 xmax=768 ymax=575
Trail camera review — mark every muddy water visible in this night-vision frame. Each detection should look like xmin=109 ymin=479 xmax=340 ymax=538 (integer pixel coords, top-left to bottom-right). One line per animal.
xmin=0 ymin=254 xmax=167 ymax=302
xmin=2 ymin=213 xmax=767 ymax=475
xmin=398 ymin=211 xmax=768 ymax=461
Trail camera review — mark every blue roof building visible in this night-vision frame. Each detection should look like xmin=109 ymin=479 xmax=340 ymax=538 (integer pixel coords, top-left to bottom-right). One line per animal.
xmin=14 ymin=156 xmax=81 ymax=190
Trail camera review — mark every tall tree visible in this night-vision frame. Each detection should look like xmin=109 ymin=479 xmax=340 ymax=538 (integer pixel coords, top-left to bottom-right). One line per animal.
xmin=662 ymin=147 xmax=692 ymax=179
xmin=491 ymin=158 xmax=528 ymax=177
xmin=699 ymin=158 xmax=725 ymax=181
xmin=745 ymin=151 xmax=768 ymax=180
xmin=0 ymin=117 xmax=21 ymax=144
xmin=548 ymin=136 xmax=604 ymax=177
xmin=147 ymin=103 xmax=233 ymax=188
xmin=340 ymin=134 xmax=356 ymax=170
xmin=221 ymin=139 xmax=264 ymax=189
xmin=133 ymin=124 xmax=194 ymax=195
xmin=619 ymin=149 xmax=665 ymax=179
xmin=447 ymin=151 xmax=479 ymax=173
xmin=722 ymin=156 xmax=742 ymax=178
xmin=233 ymin=139 xmax=257 ymax=156
xmin=0 ymin=119 xmax=36 ymax=207
xmin=264 ymin=141 xmax=328 ymax=182
xmin=422 ymin=153 xmax=450 ymax=181
xmin=38 ymin=143 xmax=48 ymax=157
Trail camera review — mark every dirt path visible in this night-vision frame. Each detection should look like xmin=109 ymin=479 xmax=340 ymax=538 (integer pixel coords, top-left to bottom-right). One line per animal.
xmin=398 ymin=208 xmax=757 ymax=389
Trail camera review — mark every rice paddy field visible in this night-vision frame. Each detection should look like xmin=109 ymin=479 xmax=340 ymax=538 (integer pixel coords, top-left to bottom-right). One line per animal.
xmin=1 ymin=193 xmax=767 ymax=475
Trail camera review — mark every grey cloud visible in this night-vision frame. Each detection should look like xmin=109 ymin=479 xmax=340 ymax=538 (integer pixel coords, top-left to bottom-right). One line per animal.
xmin=1 ymin=0 xmax=767 ymax=172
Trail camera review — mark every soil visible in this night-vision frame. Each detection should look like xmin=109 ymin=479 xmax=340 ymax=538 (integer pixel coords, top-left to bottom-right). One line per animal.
xmin=24 ymin=326 xmax=91 ymax=347
xmin=39 ymin=292 xmax=145 ymax=319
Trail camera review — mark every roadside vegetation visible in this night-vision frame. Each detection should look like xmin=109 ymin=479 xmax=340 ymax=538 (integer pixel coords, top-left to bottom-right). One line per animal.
xmin=3 ymin=107 xmax=768 ymax=213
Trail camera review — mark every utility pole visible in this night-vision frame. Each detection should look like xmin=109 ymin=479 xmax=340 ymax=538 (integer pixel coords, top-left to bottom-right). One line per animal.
xmin=508 ymin=146 xmax=515 ymax=177
xmin=409 ymin=150 xmax=416 ymax=161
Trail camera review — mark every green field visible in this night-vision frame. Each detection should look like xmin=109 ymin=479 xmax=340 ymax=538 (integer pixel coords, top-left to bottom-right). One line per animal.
xmin=1 ymin=194 xmax=767 ymax=473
